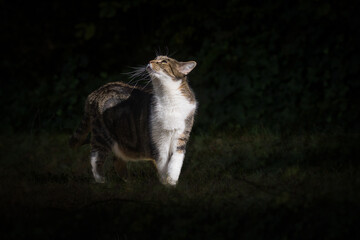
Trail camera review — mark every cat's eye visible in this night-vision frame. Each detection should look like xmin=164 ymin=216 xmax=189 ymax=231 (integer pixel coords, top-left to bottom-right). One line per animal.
xmin=161 ymin=60 xmax=167 ymax=64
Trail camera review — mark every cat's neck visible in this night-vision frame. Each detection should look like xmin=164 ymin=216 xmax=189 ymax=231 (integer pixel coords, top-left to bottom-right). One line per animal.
xmin=151 ymin=76 xmax=187 ymax=101
xmin=150 ymin=75 xmax=196 ymax=131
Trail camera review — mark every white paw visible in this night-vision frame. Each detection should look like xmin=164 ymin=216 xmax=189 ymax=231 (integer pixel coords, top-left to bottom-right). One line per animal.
xmin=160 ymin=175 xmax=177 ymax=186
xmin=94 ymin=175 xmax=105 ymax=183
xmin=166 ymin=178 xmax=177 ymax=186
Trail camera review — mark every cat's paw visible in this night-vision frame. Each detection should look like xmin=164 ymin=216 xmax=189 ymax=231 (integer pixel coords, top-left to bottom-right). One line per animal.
xmin=94 ymin=175 xmax=105 ymax=183
xmin=160 ymin=176 xmax=177 ymax=187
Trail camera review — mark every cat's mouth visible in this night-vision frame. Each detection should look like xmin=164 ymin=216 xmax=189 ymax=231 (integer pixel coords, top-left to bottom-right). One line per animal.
xmin=146 ymin=64 xmax=152 ymax=72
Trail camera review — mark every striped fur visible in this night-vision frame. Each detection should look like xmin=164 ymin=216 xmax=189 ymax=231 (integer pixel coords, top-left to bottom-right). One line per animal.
xmin=70 ymin=56 xmax=197 ymax=186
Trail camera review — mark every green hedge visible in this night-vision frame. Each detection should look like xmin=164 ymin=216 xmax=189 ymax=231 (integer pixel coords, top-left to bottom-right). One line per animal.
xmin=1 ymin=0 xmax=359 ymax=132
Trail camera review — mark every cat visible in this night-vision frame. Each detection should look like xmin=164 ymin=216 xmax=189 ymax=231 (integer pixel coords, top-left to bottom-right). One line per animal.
xmin=69 ymin=55 xmax=197 ymax=186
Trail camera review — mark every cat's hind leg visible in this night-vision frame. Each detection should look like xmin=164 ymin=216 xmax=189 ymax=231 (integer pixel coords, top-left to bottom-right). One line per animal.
xmin=90 ymin=149 xmax=109 ymax=183
xmin=113 ymin=157 xmax=128 ymax=181
xmin=90 ymin=122 xmax=113 ymax=183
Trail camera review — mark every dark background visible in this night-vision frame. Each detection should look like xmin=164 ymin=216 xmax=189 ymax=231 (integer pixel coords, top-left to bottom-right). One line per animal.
xmin=2 ymin=0 xmax=359 ymax=133
xmin=1 ymin=0 xmax=360 ymax=239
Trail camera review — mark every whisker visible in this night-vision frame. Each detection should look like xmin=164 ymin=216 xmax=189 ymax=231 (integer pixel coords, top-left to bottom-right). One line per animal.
xmin=156 ymin=47 xmax=168 ymax=57
xmin=130 ymin=78 xmax=142 ymax=94
xmin=122 ymin=65 xmax=149 ymax=86
xmin=168 ymin=50 xmax=177 ymax=57
xmin=141 ymin=79 xmax=152 ymax=90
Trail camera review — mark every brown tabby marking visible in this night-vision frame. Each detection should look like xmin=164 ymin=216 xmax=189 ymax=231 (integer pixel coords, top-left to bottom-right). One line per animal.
xmin=70 ymin=55 xmax=197 ymax=185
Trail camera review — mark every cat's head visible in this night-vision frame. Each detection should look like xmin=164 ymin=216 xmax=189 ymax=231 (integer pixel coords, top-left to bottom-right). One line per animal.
xmin=146 ymin=56 xmax=196 ymax=81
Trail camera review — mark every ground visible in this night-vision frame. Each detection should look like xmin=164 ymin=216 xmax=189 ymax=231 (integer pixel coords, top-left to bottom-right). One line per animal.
xmin=1 ymin=128 xmax=359 ymax=239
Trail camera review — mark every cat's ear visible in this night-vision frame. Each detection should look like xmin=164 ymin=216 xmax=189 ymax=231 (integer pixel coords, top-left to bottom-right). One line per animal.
xmin=178 ymin=61 xmax=197 ymax=75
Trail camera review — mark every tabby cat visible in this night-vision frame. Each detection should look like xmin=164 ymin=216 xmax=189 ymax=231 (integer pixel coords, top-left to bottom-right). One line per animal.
xmin=70 ymin=55 xmax=197 ymax=186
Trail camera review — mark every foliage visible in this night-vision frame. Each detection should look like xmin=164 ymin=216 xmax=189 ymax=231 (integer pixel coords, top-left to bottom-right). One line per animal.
xmin=2 ymin=1 xmax=359 ymax=238
xmin=1 ymin=0 xmax=359 ymax=133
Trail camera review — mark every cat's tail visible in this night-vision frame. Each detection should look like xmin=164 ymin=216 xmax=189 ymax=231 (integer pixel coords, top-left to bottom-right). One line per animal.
xmin=69 ymin=111 xmax=91 ymax=149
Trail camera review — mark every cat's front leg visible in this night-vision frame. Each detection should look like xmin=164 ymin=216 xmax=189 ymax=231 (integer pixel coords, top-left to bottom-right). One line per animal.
xmin=154 ymin=131 xmax=172 ymax=185
xmin=164 ymin=132 xmax=188 ymax=186
xmin=157 ymin=152 xmax=184 ymax=186
xmin=154 ymin=131 xmax=188 ymax=186
xmin=166 ymin=151 xmax=185 ymax=185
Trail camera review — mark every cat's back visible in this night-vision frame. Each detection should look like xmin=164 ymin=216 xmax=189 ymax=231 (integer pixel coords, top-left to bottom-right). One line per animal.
xmin=87 ymin=81 xmax=152 ymax=114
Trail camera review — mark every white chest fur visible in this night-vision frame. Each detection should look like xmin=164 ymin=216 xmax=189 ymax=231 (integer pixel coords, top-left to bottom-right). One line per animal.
xmin=150 ymin=77 xmax=195 ymax=133
xmin=152 ymin=94 xmax=195 ymax=131
xmin=150 ymin=71 xmax=195 ymax=131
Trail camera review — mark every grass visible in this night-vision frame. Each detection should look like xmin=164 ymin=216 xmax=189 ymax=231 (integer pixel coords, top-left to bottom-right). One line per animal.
xmin=1 ymin=127 xmax=359 ymax=239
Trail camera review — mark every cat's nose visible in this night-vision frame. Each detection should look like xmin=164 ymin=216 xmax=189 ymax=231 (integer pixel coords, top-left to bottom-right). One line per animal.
xmin=146 ymin=63 xmax=152 ymax=71
xmin=148 ymin=60 xmax=155 ymax=69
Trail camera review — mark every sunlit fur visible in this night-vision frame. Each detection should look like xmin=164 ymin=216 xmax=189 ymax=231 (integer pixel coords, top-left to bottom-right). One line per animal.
xmin=70 ymin=55 xmax=197 ymax=186
xmin=146 ymin=56 xmax=197 ymax=184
